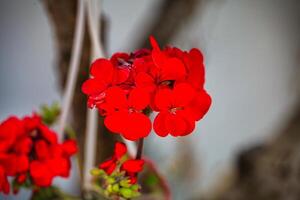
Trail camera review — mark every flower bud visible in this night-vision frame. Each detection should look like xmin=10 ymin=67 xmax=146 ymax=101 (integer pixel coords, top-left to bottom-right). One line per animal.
xmin=107 ymin=177 xmax=115 ymax=184
xmin=112 ymin=184 xmax=119 ymax=192
xmin=120 ymin=188 xmax=133 ymax=199
xmin=120 ymin=179 xmax=131 ymax=188
xmin=90 ymin=168 xmax=104 ymax=176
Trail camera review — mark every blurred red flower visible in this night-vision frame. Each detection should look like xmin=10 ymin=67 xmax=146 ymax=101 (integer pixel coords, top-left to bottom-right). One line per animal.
xmin=0 ymin=114 xmax=77 ymax=193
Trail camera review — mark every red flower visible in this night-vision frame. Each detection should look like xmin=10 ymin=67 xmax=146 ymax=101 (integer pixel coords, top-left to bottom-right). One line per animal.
xmin=103 ymin=87 xmax=151 ymax=141
xmin=121 ymin=159 xmax=144 ymax=184
xmin=183 ymin=48 xmax=205 ymax=91
xmin=153 ymin=82 xmax=211 ymax=137
xmin=99 ymin=142 xmax=127 ymax=174
xmin=121 ymin=160 xmax=144 ymax=173
xmin=0 ymin=113 xmax=78 ymax=192
xmin=0 ymin=117 xmax=24 ymax=152
xmin=82 ymin=36 xmax=212 ymax=140
xmin=30 ymin=161 xmax=53 ymax=187
xmin=82 ymin=59 xmax=130 ymax=108
xmin=98 ymin=142 xmax=144 ymax=184
xmin=135 ymin=37 xmax=187 ymax=92
xmin=61 ymin=140 xmax=78 ymax=157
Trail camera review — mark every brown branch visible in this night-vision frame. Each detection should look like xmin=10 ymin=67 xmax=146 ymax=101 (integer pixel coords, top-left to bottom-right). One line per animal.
xmin=195 ymin=102 xmax=300 ymax=200
xmin=135 ymin=0 xmax=201 ymax=49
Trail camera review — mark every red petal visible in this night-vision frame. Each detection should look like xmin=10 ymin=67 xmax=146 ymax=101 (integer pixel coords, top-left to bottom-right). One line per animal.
xmin=23 ymin=114 xmax=41 ymax=132
xmin=122 ymin=113 xmax=151 ymax=141
xmin=104 ymin=111 xmax=128 ymax=134
xmin=175 ymin=110 xmax=196 ymax=136
xmin=150 ymin=37 xmax=167 ymax=69
xmin=167 ymin=114 xmax=189 ymax=137
xmin=189 ymin=90 xmax=212 ymax=121
xmin=114 ymin=68 xmax=130 ymax=84
xmin=48 ymin=157 xmax=70 ymax=177
xmin=149 ymin=36 xmax=160 ymax=50
xmin=99 ymin=159 xmax=116 ymax=175
xmin=129 ymin=176 xmax=137 ymax=184
xmin=14 ymin=137 xmax=32 ymax=154
xmin=153 ymin=112 xmax=170 ymax=137
xmin=105 ymin=87 xmax=128 ymax=109
xmin=106 ymin=162 xmax=117 ymax=175
xmin=160 ymin=57 xmax=186 ymax=81
xmin=99 ymin=159 xmax=114 ymax=169
xmin=0 ymin=166 xmax=10 ymax=194
xmin=173 ymin=82 xmax=196 ymax=107
xmin=62 ymin=140 xmax=78 ymax=157
xmin=128 ymin=87 xmax=150 ymax=110
xmin=0 ymin=116 xmax=23 ymax=151
xmin=154 ymin=88 xmax=173 ymax=111
xmin=38 ymin=124 xmax=58 ymax=144
xmin=35 ymin=140 xmax=50 ymax=160
xmin=135 ymin=72 xmax=156 ymax=92
xmin=16 ymin=155 xmax=29 ymax=173
xmin=17 ymin=173 xmax=27 ymax=184
xmin=30 ymin=161 xmax=53 ymax=187
xmin=90 ymin=59 xmax=114 ymax=82
xmin=114 ymin=142 xmax=127 ymax=159
xmin=121 ymin=159 xmax=144 ymax=173
xmin=81 ymin=78 xmax=106 ymax=95
xmin=185 ymin=48 xmax=205 ymax=90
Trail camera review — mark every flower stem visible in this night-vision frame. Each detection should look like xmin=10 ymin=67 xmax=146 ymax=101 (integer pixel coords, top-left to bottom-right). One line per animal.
xmin=135 ymin=138 xmax=144 ymax=160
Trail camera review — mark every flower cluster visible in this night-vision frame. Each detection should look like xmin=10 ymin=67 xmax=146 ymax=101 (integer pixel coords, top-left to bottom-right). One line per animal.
xmin=82 ymin=37 xmax=211 ymax=141
xmin=91 ymin=142 xmax=144 ymax=199
xmin=0 ymin=114 xmax=77 ymax=194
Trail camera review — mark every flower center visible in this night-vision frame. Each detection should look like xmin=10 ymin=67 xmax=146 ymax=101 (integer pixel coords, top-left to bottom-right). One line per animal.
xmin=169 ymin=107 xmax=183 ymax=114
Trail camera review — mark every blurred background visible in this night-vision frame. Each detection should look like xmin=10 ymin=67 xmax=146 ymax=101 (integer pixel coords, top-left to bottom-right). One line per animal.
xmin=1 ymin=0 xmax=300 ymax=199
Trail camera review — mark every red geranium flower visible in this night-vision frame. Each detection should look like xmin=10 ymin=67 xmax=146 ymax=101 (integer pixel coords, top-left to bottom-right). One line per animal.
xmin=0 ymin=117 xmax=24 ymax=152
xmin=0 ymin=114 xmax=78 ymax=192
xmin=81 ymin=36 xmax=212 ymax=140
xmin=103 ymin=87 xmax=151 ymax=140
xmin=99 ymin=142 xmax=127 ymax=174
xmin=82 ymin=59 xmax=130 ymax=108
xmin=153 ymin=82 xmax=211 ymax=137
xmin=98 ymin=142 xmax=144 ymax=184
xmin=121 ymin=159 xmax=144 ymax=184
xmin=135 ymin=37 xmax=187 ymax=92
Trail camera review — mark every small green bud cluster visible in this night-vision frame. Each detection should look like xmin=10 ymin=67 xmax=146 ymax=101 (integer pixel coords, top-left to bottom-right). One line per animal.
xmin=90 ymin=168 xmax=141 ymax=199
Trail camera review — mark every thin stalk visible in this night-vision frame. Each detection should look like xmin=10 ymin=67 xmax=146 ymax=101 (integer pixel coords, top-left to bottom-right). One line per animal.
xmin=58 ymin=0 xmax=85 ymax=142
xmin=82 ymin=0 xmax=105 ymax=191
xmin=136 ymin=138 xmax=144 ymax=160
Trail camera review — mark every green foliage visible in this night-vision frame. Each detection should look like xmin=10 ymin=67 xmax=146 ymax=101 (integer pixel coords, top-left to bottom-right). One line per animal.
xmin=39 ymin=102 xmax=60 ymax=125
xmin=145 ymin=173 xmax=159 ymax=187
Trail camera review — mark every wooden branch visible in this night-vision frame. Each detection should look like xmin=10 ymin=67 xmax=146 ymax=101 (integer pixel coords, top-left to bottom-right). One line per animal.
xmin=196 ymin=101 xmax=300 ymax=200
xmin=42 ymin=0 xmax=91 ymax=171
xmin=135 ymin=0 xmax=201 ymax=48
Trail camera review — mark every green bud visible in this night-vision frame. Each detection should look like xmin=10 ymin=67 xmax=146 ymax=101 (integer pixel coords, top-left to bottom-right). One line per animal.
xmin=90 ymin=168 xmax=103 ymax=176
xmin=107 ymin=177 xmax=115 ymax=184
xmin=112 ymin=184 xmax=119 ymax=192
xmin=120 ymin=188 xmax=133 ymax=199
xmin=131 ymin=190 xmax=141 ymax=198
xmin=107 ymin=184 xmax=113 ymax=193
xmin=130 ymin=184 xmax=139 ymax=191
xmin=120 ymin=179 xmax=131 ymax=188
